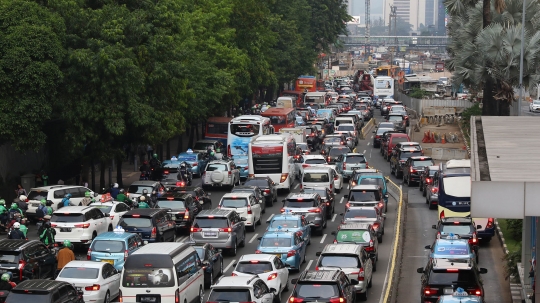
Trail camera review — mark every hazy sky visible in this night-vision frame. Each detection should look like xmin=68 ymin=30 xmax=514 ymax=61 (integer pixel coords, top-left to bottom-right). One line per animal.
xmin=350 ymin=0 xmax=385 ymax=22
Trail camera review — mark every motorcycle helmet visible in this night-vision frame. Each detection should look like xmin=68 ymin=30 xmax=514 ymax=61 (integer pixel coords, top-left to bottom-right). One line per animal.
xmin=0 ymin=273 xmax=9 ymax=282
xmin=13 ymin=222 xmax=20 ymax=229
xmin=152 ymin=190 xmax=157 ymax=195
xmin=85 ymin=191 xmax=91 ymax=197
xmin=44 ymin=222 xmax=51 ymax=228
xmin=65 ymin=193 xmax=72 ymax=199
xmin=210 ymin=151 xmax=215 ymax=156
xmin=153 ymin=154 xmax=158 ymax=159
xmin=19 ymin=195 xmax=27 ymax=201
xmin=140 ymin=196 xmax=146 ymax=201
xmin=0 ymin=199 xmax=5 ymax=205
xmin=113 ymin=183 xmax=119 ymax=188
xmin=120 ymin=189 xmax=125 ymax=193
xmin=180 ymin=162 xmax=186 ymax=168
xmin=64 ymin=240 xmax=72 ymax=248
xmin=41 ymin=199 xmax=47 ymax=205
xmin=10 ymin=204 xmax=18 ymax=209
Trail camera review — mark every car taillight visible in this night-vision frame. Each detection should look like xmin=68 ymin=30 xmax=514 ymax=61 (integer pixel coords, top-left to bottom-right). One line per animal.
xmin=244 ymin=166 xmax=249 ymax=170
xmin=473 ymin=289 xmax=482 ymax=296
xmin=431 ymin=187 xmax=439 ymax=194
xmin=296 ymin=230 xmax=303 ymax=237
xmin=340 ymin=141 xmax=344 ymax=145
xmin=378 ymin=202 xmax=384 ymax=209
xmin=228 ymin=171 xmax=232 ymax=176
xmin=51 ymin=223 xmax=57 ymax=228
xmin=231 ymin=273 xmax=237 ymax=276
xmin=470 ymin=233 xmax=478 ymax=244
xmin=308 ymin=208 xmax=321 ymax=213
xmin=227 ymin=145 xmax=231 ymax=158
xmin=87 ymin=248 xmax=92 ymax=260
xmin=280 ymin=208 xmax=285 ymax=213
xmin=219 ymin=227 xmax=232 ymax=232
xmin=280 ymin=174 xmax=288 ymax=183
xmin=365 ymin=161 xmax=368 ymax=168
xmin=351 ymin=181 xmax=356 ymax=186
xmin=329 ymin=298 xmax=345 ymax=303
xmin=110 ymin=215 xmax=115 ymax=220
xmin=175 ymin=289 xmax=180 ymax=303
xmin=358 ymin=267 xmax=365 ymax=281
xmin=373 ymin=223 xmax=380 ymax=230
xmin=486 ymin=218 xmax=494 ymax=229
xmin=289 ymin=297 xmax=304 ymax=303
xmin=264 ymin=189 xmax=271 ymax=194
xmin=424 ymin=287 xmax=438 ymax=295
xmin=151 ymin=227 xmax=157 ymax=238
xmin=334 ymin=175 xmax=339 ymax=180
xmin=342 ymin=162 xmax=346 ymax=170
xmin=191 ymin=227 xmax=202 ymax=232
xmin=247 ymin=205 xmax=252 ymax=214
xmin=410 ymin=167 xmax=416 ymax=173
xmin=440 ymin=210 xmax=445 ymax=220
xmin=327 ymin=156 xmax=331 ymax=162
xmin=192 ymin=163 xmax=198 ymax=167
xmin=85 ymin=284 xmax=100 ymax=291
xmin=184 ymin=211 xmax=189 ymax=219
xmin=255 ymin=250 xmax=262 ymax=254
xmin=287 ymin=250 xmax=296 ymax=258
xmin=426 ymin=178 xmax=432 ymax=183
xmin=75 ymin=223 xmax=90 ymax=229
xmin=118 ymin=290 xmax=123 ymax=302
xmin=267 ymin=273 xmax=278 ymax=281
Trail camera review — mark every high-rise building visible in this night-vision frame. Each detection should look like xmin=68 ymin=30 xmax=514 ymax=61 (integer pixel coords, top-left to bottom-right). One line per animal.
xmin=436 ymin=0 xmax=447 ymax=35
xmin=384 ymin=0 xmax=428 ymax=31
xmin=425 ymin=0 xmax=435 ymax=26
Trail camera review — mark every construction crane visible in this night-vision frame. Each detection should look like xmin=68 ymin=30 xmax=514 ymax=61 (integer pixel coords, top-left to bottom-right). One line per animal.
xmin=365 ymin=0 xmax=370 ymax=61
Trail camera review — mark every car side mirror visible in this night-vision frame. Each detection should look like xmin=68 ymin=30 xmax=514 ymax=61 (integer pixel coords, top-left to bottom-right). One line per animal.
xmin=282 ymin=199 xmax=286 ymax=203
xmin=424 ymin=245 xmax=431 ymax=249
xmin=315 ymin=252 xmax=321 ymax=256
xmin=432 ymin=225 xmax=437 ymax=229
xmin=232 ymin=262 xmax=238 ymax=267
xmin=331 ymin=231 xmax=336 ymax=235
xmin=372 ymin=130 xmax=375 ymax=133
xmin=240 ymin=217 xmax=247 ymax=221
xmin=257 ymin=237 xmax=262 ymax=241
xmin=477 ymin=225 xmax=482 ymax=229
xmin=417 ymin=267 xmax=424 ymax=273
xmin=269 ymin=288 xmax=277 ymax=294
xmin=350 ymin=279 xmax=359 ymax=285
xmin=105 ymin=213 xmax=110 ymax=217
xmin=480 ymin=268 xmax=488 ymax=274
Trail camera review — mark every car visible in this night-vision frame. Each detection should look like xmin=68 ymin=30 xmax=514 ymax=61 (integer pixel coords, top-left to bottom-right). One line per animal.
xmin=436 ymin=287 xmax=486 ymax=302
xmin=420 ymin=165 xmax=439 ymax=196
xmin=301 ymin=166 xmax=339 ymax=193
xmin=169 ymin=186 xmax=212 ymax=210
xmin=329 ymin=166 xmax=344 ymax=194
xmin=380 ymin=99 xmax=396 ymax=115
xmin=339 ymin=113 xmax=364 ymax=129
xmin=232 ymin=254 xmax=290 ymax=297
xmin=89 ymin=201 xmax=130 ymax=228
xmin=300 ymin=186 xmax=335 ymax=219
xmin=300 ymin=125 xmax=324 ymax=151
xmin=243 ymin=177 xmax=278 ymax=207
xmin=5 ymin=280 xmax=84 ymax=303
xmin=87 ymin=229 xmax=145 ymax=271
xmin=117 ymin=208 xmax=176 ymax=243
xmin=373 ymin=127 xmax=393 ymax=148
xmin=218 ymin=193 xmax=262 ymax=231
xmin=155 ymin=192 xmax=203 ymax=232
xmin=208 ymin=276 xmax=277 ymax=303
xmin=402 ymin=156 xmax=435 ymax=186
xmin=193 ymin=139 xmax=221 ymax=154
xmin=433 ymin=217 xmax=481 ymax=259
xmin=173 ymin=151 xmax=209 ymax=177
xmin=296 ymin=155 xmax=328 ymax=177
xmin=349 ymin=169 xmax=379 ymax=187
xmin=376 ymin=121 xmax=395 ymax=130
xmin=336 ymin=153 xmax=368 ymax=180
xmin=530 ymin=100 xmax=540 ymax=112
xmin=386 ymin=113 xmax=406 ymax=132
xmin=281 ymin=193 xmax=327 ymax=235
xmin=256 ymin=229 xmax=307 ymax=271
xmin=161 ymin=159 xmax=192 ymax=186
xmin=26 ymin=185 xmax=98 ymax=221
xmin=188 ymin=242 xmax=224 ymax=288
xmin=295 ymin=142 xmax=310 ymax=155
xmin=288 ymin=270 xmax=358 ymax=303
xmin=56 ymin=260 xmax=121 ymax=303
xmin=425 ymin=174 xmax=440 ymax=209
xmin=340 ymin=207 xmax=384 ymax=242
xmin=127 ymin=181 xmax=165 ymax=204
xmin=382 ymin=133 xmax=411 ymax=161
xmin=266 ymin=213 xmax=312 ymax=244
xmin=332 ymin=223 xmax=379 ymax=270
xmin=51 ymin=206 xmax=112 ymax=246
xmin=390 ymin=148 xmax=424 ymax=178
xmin=315 ymin=244 xmax=374 ymax=301
xmin=388 ymin=105 xmax=409 ymax=125
xmin=231 ymin=185 xmax=266 ymax=213
xmin=356 ymin=104 xmax=372 ymax=120
xmin=390 ymin=141 xmax=423 ymax=160
xmin=202 ymin=159 xmax=241 ymax=189
xmin=234 ymin=157 xmax=250 ymax=180
xmin=379 ymin=131 xmax=402 ymax=158
xmin=475 ymin=218 xmax=495 ymax=243
xmin=190 ymin=209 xmax=247 ymax=256
xmin=352 ymin=172 xmax=388 ymax=212
xmin=417 ymin=257 xmax=487 ymax=302
xmin=425 ymin=235 xmax=477 ymax=263
xmin=345 ymin=185 xmax=386 ymax=215
xmin=0 ymin=239 xmax=57 ymax=282
xmin=322 ymin=134 xmax=350 ymax=149
xmin=324 ymin=146 xmax=353 ymax=165
xmin=335 ymin=124 xmax=358 ymax=146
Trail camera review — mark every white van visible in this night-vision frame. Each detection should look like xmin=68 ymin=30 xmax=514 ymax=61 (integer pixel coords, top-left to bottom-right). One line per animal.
xmin=301 ymin=166 xmax=335 ymax=193
xmin=119 ymin=243 xmax=204 ymax=303
xmin=334 ymin=116 xmax=355 ymax=129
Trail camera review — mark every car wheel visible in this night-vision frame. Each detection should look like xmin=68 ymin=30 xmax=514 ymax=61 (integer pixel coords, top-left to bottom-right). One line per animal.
xmin=425 ymin=196 xmax=429 ymax=204
xmin=230 ymin=241 xmax=237 ymax=256
xmin=219 ymin=258 xmax=224 ymax=276
xmin=256 ymin=215 xmax=262 ymax=225
xmin=359 ymin=291 xmax=367 ymax=301
xmin=239 ymin=229 xmax=246 ymax=247
xmin=422 ymin=186 xmax=427 ymax=197
xmin=108 ymin=225 xmax=113 ymax=232
xmin=198 ymin=287 xmax=204 ymax=303
xmin=373 ymin=261 xmax=377 ymax=272
xmin=368 ymin=276 xmax=373 ymax=288
xmin=419 ymin=182 xmax=423 ymax=191
xmin=336 ymin=187 xmax=341 ymax=194
xmin=284 ymin=279 xmax=289 ymax=291
xmin=378 ymin=236 xmax=383 ymax=243
xmin=104 ymin=291 xmax=111 ymax=303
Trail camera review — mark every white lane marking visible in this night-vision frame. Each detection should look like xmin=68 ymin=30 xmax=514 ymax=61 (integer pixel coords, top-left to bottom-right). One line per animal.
xmin=339 ymin=197 xmax=344 ymax=204
xmin=378 ymin=204 xmax=400 ymax=303
xmin=266 ymin=214 xmax=275 ymax=223
xmin=363 ymin=150 xmax=366 ymax=154
xmin=249 ymin=233 xmax=259 ymax=243
xmin=331 ymin=214 xmax=337 ymax=222
xmin=320 ymin=234 xmax=327 ymax=243
xmin=224 ymin=260 xmax=236 ymax=273
xmin=371 ymin=135 xmax=374 ymax=139
xmin=367 ymin=142 xmax=370 ymax=146
xmin=294 ymin=183 xmax=299 ymax=189
xmin=305 ymin=260 xmax=313 ymax=270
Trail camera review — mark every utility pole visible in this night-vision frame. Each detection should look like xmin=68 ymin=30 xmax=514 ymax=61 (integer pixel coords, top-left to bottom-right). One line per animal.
xmin=389 ymin=6 xmax=397 ymax=74
xmin=365 ymin=0 xmax=371 ymax=61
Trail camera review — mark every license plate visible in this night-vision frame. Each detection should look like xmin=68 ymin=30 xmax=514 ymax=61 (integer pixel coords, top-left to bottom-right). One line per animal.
xmin=101 ymin=259 xmax=114 ymax=265
xmin=60 ymin=227 xmax=72 ymax=232
xmin=31 ymin=203 xmax=39 ymax=207
xmin=444 ymin=288 xmax=452 ymax=294
xmin=76 ymin=287 xmax=82 ymax=291
xmin=204 ymin=232 xmax=217 ymax=237
xmin=140 ymin=297 xmax=157 ymax=303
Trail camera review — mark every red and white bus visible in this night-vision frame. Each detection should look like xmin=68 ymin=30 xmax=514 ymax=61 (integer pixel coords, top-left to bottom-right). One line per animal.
xmin=261 ymin=108 xmax=296 ymax=132
xmin=205 ymin=117 xmax=232 ymax=146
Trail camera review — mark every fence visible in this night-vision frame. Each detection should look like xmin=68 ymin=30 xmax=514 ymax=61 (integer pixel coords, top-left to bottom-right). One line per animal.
xmin=395 ymin=91 xmax=474 ymax=115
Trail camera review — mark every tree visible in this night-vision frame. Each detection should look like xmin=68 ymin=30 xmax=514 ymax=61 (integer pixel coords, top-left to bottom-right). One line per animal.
xmin=307 ymin=0 xmax=351 ymax=52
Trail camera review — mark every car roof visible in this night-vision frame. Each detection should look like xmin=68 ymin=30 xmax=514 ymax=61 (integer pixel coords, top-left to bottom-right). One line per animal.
xmin=232 ymin=186 xmax=259 ymax=191
xmin=271 ymin=214 xmax=302 ymax=221
xmin=435 ymin=238 xmax=470 ymax=246
xmin=431 ymin=258 xmax=474 ymax=270
xmin=213 ymin=276 xmax=258 ymax=288
xmin=130 ymin=181 xmax=160 ymax=186
xmin=303 ymin=166 xmax=332 ymax=172
xmin=299 ymin=270 xmax=342 ymax=282
xmin=53 ymin=206 xmax=95 ymax=214
xmin=64 ymin=260 xmax=106 ymax=269
xmin=90 ymin=201 xmax=125 ymax=207
xmin=239 ymin=254 xmax=276 ymax=262
xmin=262 ymin=231 xmax=295 ymax=238
xmin=196 ymin=139 xmax=219 ymax=144
xmin=94 ymin=231 xmax=138 ymax=240
xmin=123 ymin=208 xmax=167 ymax=217
xmin=350 ymin=185 xmax=380 ymax=190
xmin=287 ymin=193 xmax=319 ymax=199
xmin=344 ymin=153 xmax=365 ymax=157
xmin=441 ymin=217 xmax=473 ymax=224
xmin=222 ymin=193 xmax=252 ymax=198
xmin=303 ymin=155 xmax=325 ymax=159
xmin=410 ymin=156 xmax=432 ymax=160
xmin=197 ymin=209 xmax=235 ymax=217
xmin=14 ymin=279 xmax=72 ymax=292
xmin=0 ymin=239 xmax=38 ymax=251
xmin=29 ymin=185 xmax=85 ymax=191
xmin=321 ymin=243 xmax=362 ymax=255
xmin=338 ymin=223 xmax=372 ymax=230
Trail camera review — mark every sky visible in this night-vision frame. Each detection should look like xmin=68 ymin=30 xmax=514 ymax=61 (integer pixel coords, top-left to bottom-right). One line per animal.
xmin=349 ymin=0 xmax=385 ymax=23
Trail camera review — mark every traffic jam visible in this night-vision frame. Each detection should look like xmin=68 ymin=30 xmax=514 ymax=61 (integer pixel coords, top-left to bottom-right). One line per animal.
xmin=0 ymin=75 xmax=488 ymax=303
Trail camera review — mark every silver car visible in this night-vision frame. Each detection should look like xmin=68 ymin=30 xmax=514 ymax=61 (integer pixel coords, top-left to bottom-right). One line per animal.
xmin=340 ymin=207 xmax=385 ymax=242
xmin=190 ymin=209 xmax=247 ymax=256
xmin=282 ymin=193 xmax=327 ymax=235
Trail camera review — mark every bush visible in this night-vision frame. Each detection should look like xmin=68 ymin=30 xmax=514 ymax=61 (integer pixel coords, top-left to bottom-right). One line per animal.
xmin=504 ymin=246 xmax=522 ymax=281
xmin=409 ymin=87 xmax=429 ymax=99
xmin=506 ymin=219 xmax=523 ymax=242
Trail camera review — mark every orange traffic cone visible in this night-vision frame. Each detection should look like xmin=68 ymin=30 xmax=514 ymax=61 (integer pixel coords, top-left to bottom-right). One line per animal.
xmin=441 ymin=133 xmax=446 ymax=144
xmin=429 ymin=132 xmax=436 ymax=143
xmin=422 ymin=131 xmax=430 ymax=143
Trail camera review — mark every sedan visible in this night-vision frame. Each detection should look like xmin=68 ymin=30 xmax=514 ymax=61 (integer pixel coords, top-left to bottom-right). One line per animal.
xmin=175 ymin=151 xmax=208 ymax=177
xmin=232 ymin=254 xmax=290 ymax=297
xmin=266 ymin=213 xmax=312 ymax=244
xmin=189 ymin=242 xmax=224 ymax=288
xmin=90 ymin=201 xmax=131 ymax=228
xmin=56 ymin=260 xmax=121 ymax=303
xmin=243 ymin=177 xmax=278 ymax=207
xmin=170 ymin=186 xmax=212 ymax=210
xmin=530 ymin=100 xmax=540 ymax=112
xmin=335 ymin=153 xmax=368 ymax=180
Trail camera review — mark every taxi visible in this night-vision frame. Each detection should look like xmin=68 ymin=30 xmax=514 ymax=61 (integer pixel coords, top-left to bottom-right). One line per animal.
xmin=256 ymin=227 xmax=307 ymax=271
xmin=436 ymin=287 xmax=485 ymax=302
xmin=266 ymin=212 xmax=313 ymax=245
xmin=87 ymin=227 xmax=146 ymax=271
xmin=425 ymin=234 xmax=477 ymax=263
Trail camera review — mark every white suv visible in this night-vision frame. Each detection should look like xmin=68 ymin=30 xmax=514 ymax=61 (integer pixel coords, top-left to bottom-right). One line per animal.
xmin=203 ymin=160 xmax=240 ymax=189
xmin=296 ymin=155 xmax=328 ymax=177
xmin=209 ymin=276 xmax=277 ymax=303
xmin=51 ymin=206 xmax=112 ymax=245
xmin=232 ymin=254 xmax=290 ymax=297
xmin=26 ymin=185 xmax=97 ymax=221
xmin=219 ymin=193 xmax=262 ymax=231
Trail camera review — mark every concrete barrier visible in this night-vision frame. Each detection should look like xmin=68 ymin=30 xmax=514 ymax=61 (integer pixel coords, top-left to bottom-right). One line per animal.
xmin=360 ymin=118 xmax=376 ymax=140
xmin=431 ymin=147 xmax=468 ymax=160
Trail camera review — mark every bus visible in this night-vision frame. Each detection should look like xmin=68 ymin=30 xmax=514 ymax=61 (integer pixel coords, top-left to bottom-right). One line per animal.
xmin=294 ymin=76 xmax=317 ymax=93
xmin=261 ymin=108 xmax=296 ymax=132
xmin=248 ymin=134 xmax=298 ymax=192
xmin=205 ymin=117 xmax=232 ymax=146
xmin=227 ymin=115 xmax=273 ymax=161
xmin=375 ymin=65 xmax=400 ymax=78
xmin=280 ymin=90 xmax=303 ymax=107
xmin=373 ymin=76 xmax=394 ymax=99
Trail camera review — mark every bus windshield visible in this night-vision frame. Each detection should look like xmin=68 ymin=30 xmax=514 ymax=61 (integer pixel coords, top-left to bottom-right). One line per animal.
xmin=230 ymin=124 xmax=260 ymax=137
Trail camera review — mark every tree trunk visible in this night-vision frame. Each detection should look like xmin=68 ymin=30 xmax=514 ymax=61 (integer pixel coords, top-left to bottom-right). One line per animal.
xmin=176 ymin=135 xmax=183 ymax=154
xmin=99 ymin=162 xmax=105 ymax=191
xmin=188 ymin=127 xmax=195 ymax=148
xmin=483 ymin=0 xmax=491 ymax=28
xmin=91 ymin=157 xmax=96 ymax=191
xmin=166 ymin=139 xmax=171 ymax=159
xmin=116 ymin=156 xmax=123 ymax=188
xmin=482 ymin=76 xmax=496 ymax=116
xmin=195 ymin=123 xmax=200 ymax=141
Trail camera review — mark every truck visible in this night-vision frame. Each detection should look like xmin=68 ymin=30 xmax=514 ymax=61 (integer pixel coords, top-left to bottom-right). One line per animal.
xmin=279 ymin=128 xmax=307 ymax=143
xmin=435 ymin=61 xmax=445 ymax=72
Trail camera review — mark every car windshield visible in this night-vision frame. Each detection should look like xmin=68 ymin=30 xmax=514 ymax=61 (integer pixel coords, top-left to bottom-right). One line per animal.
xmin=302 ymin=188 xmax=327 ymax=197
xmin=329 ymin=148 xmax=349 ymax=156
xmin=344 ymin=208 xmax=377 ymax=219
xmin=440 ymin=225 xmax=474 ymax=235
xmin=244 ymin=180 xmax=268 ymax=187
xmin=319 ymin=255 xmax=359 ymax=268
xmin=193 ymin=218 xmax=229 ymax=228
xmin=119 ymin=218 xmax=153 ymax=228
xmin=206 ymin=164 xmax=227 ymax=171
xmin=235 ymin=262 xmax=273 ymax=274
xmin=305 ymin=158 xmax=327 ymax=164
xmin=0 ymin=252 xmax=19 ymax=263
xmin=260 ymin=237 xmax=292 ymax=247
xmin=5 ymin=293 xmax=50 ymax=303
xmin=391 ymin=138 xmax=409 ymax=144
xmin=194 ymin=143 xmax=214 ymax=151
xmin=388 ymin=116 xmax=403 ymax=122
xmin=348 ymin=190 xmax=378 ymax=202
xmin=412 ymin=160 xmax=434 ymax=167
xmin=295 ymin=283 xmax=339 ymax=299
xmin=285 ymin=199 xmax=317 ymax=208
xmin=345 ymin=155 xmax=366 ymax=163
xmin=220 ymin=198 xmax=248 ymax=208
xmin=336 ymin=230 xmax=371 ymax=244
xmin=400 ymin=151 xmax=422 ymax=160
xmin=303 ymin=173 xmax=329 ymax=182
xmin=128 ymin=185 xmax=154 ymax=194
xmin=534 ymin=101 xmax=540 ymax=105
xmin=156 ymin=200 xmax=186 ymax=210
xmin=178 ymin=155 xmax=198 ymax=162
xmin=324 ymin=137 xmax=342 ymax=144
xmin=378 ymin=123 xmax=394 ymax=128
xmin=297 ymin=143 xmax=308 ymax=150
xmin=91 ymin=240 xmax=125 ymax=253
xmin=27 ymin=191 xmax=48 ymax=201
xmin=270 ymin=220 xmax=299 ymax=228
xmin=208 ymin=289 xmax=251 ymax=302
xmin=376 ymin=128 xmax=393 ymax=136
xmin=92 ymin=205 xmax=113 ymax=214
xmin=230 ymin=124 xmax=260 ymax=136
xmin=51 ymin=213 xmax=85 ymax=223
xmin=428 ymin=271 xmax=476 ymax=285
xmin=234 ymin=158 xmax=248 ymax=166
xmin=60 ymin=267 xmax=100 ymax=279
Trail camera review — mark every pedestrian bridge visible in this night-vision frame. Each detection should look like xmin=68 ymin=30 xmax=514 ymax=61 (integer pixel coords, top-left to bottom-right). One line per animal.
xmin=339 ymin=35 xmax=449 ymax=48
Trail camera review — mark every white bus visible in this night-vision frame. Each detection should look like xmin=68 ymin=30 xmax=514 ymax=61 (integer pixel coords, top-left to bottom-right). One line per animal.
xmin=227 ymin=115 xmax=273 ymax=162
xmin=248 ymin=134 xmax=298 ymax=192
xmin=373 ymin=76 xmax=394 ymax=99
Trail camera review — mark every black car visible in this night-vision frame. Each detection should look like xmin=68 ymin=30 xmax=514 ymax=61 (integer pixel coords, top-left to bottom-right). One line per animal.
xmin=417 ymin=258 xmax=487 ymax=302
xmin=6 ymin=280 xmax=84 ymax=303
xmin=372 ymin=128 xmax=394 ymax=148
xmin=402 ymin=156 xmax=435 ymax=186
xmin=325 ymin=146 xmax=352 ymax=164
xmin=231 ymin=185 xmax=266 ymax=214
xmin=170 ymin=186 xmax=212 ymax=209
xmin=243 ymin=177 xmax=277 ymax=206
xmin=188 ymin=242 xmax=224 ymax=288
xmin=300 ymin=186 xmax=336 ymax=219
xmin=420 ymin=166 xmax=439 ymax=196
xmin=118 ymin=209 xmax=176 ymax=242
xmin=161 ymin=164 xmax=193 ymax=186
xmin=155 ymin=192 xmax=202 ymax=232
xmin=0 ymin=240 xmax=57 ymax=282
xmin=289 ymin=270 xmax=358 ymax=303
xmin=386 ymin=113 xmax=407 ymax=133
xmin=390 ymin=148 xmax=423 ymax=178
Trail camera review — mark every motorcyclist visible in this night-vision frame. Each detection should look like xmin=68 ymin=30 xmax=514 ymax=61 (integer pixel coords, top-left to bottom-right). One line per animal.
xmin=139 ymin=161 xmax=150 ymax=180
xmin=80 ymin=191 xmax=93 ymax=206
xmin=149 ymin=190 xmax=158 ymax=208
xmin=138 ymin=196 xmax=150 ymax=209
xmin=177 ymin=162 xmax=189 ymax=182
xmin=8 ymin=204 xmax=23 ymax=220
xmin=39 ymin=222 xmax=56 ymax=247
xmin=141 ymin=189 xmax=150 ymax=201
xmin=8 ymin=222 xmax=25 ymax=239
xmin=16 ymin=195 xmax=28 ymax=213
xmin=149 ymin=154 xmax=161 ymax=169
xmin=61 ymin=193 xmax=76 ymax=208
xmin=19 ymin=218 xmax=28 ymax=238
xmin=116 ymin=189 xmax=127 ymax=202
xmin=36 ymin=199 xmax=47 ymax=219
xmin=57 ymin=240 xmax=75 ymax=275
xmin=110 ymin=183 xmax=120 ymax=199
xmin=0 ymin=273 xmax=13 ymax=290
xmin=207 ymin=150 xmax=217 ymax=161
xmin=0 ymin=200 xmax=8 ymax=228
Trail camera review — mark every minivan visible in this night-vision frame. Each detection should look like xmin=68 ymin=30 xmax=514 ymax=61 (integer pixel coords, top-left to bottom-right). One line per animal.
xmin=26 ymin=185 xmax=97 ymax=221
xmin=118 ymin=209 xmax=176 ymax=243
xmin=119 ymin=243 xmax=205 ymax=303
xmin=87 ymin=230 xmax=145 ymax=271
xmin=301 ymin=166 xmax=335 ymax=193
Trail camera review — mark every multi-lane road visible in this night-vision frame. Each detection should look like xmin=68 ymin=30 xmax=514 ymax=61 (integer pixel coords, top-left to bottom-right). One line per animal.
xmin=23 ymin=109 xmax=510 ymax=302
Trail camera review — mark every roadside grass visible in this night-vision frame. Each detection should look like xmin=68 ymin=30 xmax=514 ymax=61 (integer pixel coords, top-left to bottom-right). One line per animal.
xmin=498 ymin=219 xmax=521 ymax=254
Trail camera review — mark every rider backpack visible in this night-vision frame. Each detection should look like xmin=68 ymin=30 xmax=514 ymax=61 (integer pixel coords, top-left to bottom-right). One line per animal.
xmin=35 ymin=207 xmax=45 ymax=218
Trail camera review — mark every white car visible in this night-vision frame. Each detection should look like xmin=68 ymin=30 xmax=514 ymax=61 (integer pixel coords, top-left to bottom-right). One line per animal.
xmin=297 ymin=155 xmax=328 ymax=177
xmin=208 ymin=276 xmax=277 ymax=303
xmin=328 ymin=166 xmax=344 ymax=193
xmin=51 ymin=206 xmax=112 ymax=245
xmin=232 ymin=254 xmax=290 ymax=297
xmin=203 ymin=160 xmax=241 ymax=188
xmin=530 ymin=100 xmax=540 ymax=112
xmin=218 ymin=193 xmax=262 ymax=231
xmin=26 ymin=185 xmax=98 ymax=221
xmin=56 ymin=260 xmax=121 ymax=303
xmin=89 ymin=201 xmax=131 ymax=228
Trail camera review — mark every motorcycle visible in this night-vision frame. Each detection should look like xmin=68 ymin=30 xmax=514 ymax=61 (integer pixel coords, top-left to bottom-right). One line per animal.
xmin=0 ymin=290 xmax=9 ymax=303
xmin=177 ymin=169 xmax=192 ymax=186
xmin=139 ymin=171 xmax=151 ymax=180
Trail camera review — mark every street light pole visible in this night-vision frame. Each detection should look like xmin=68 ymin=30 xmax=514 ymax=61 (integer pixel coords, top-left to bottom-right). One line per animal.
xmin=517 ymin=0 xmax=526 ymax=116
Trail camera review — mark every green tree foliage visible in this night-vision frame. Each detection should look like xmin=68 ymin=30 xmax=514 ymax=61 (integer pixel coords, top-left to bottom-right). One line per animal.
xmin=307 ymin=0 xmax=351 ymax=52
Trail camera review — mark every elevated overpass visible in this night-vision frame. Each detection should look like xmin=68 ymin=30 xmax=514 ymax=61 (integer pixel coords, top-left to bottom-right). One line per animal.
xmin=339 ymin=35 xmax=449 ymax=52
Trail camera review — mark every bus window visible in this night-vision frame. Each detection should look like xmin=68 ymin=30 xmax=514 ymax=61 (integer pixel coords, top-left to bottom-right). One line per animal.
xmin=230 ymin=124 xmax=260 ymax=136
xmin=207 ymin=122 xmax=228 ymax=135
xmin=271 ymin=116 xmax=285 ymax=125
